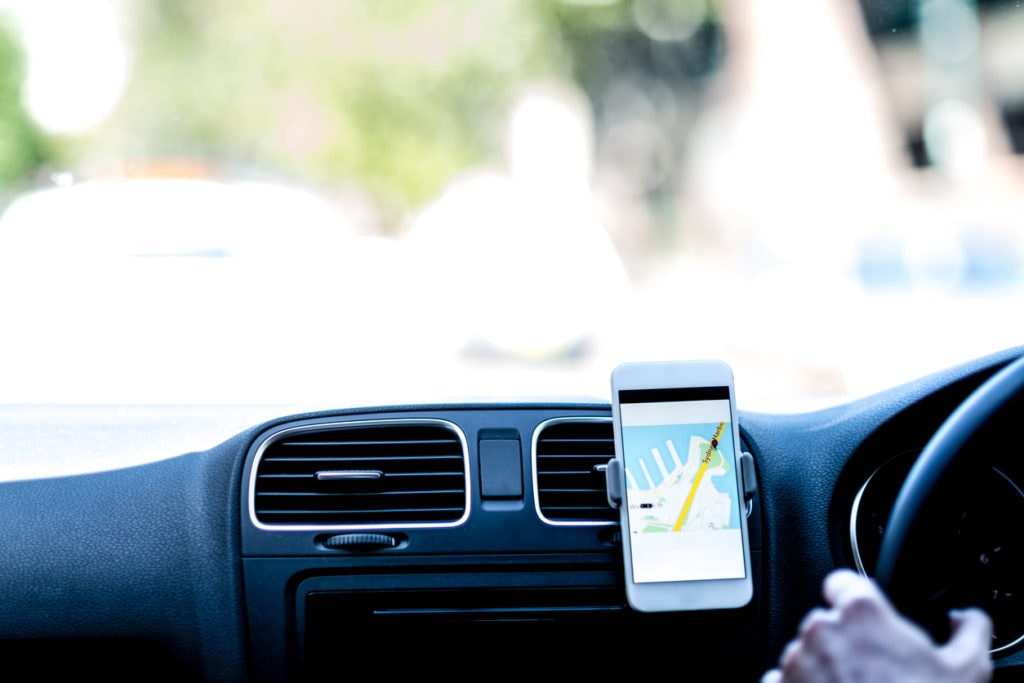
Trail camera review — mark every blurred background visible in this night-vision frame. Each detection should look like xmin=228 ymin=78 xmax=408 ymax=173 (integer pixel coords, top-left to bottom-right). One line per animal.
xmin=0 ymin=0 xmax=1021 ymax=409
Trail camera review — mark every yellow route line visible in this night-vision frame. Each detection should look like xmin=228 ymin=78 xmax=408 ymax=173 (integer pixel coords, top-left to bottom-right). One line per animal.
xmin=673 ymin=458 xmax=709 ymax=531
xmin=673 ymin=422 xmax=726 ymax=532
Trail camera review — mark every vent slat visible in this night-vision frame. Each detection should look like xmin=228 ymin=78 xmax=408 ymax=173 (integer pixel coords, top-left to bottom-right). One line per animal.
xmin=536 ymin=438 xmax=612 ymax=444
xmin=260 ymin=508 xmax=465 ymax=516
xmin=258 ymin=510 xmax=463 ymax=524
xmin=257 ymin=489 xmax=465 ymax=497
xmin=279 ymin=439 xmax=457 ymax=447
xmin=262 ymin=455 xmax=463 ymax=462
xmin=255 ymin=496 xmax=465 ymax=516
xmin=536 ymin=473 xmax=606 ymax=479
xmin=258 ymin=472 xmax=461 ymax=479
xmin=535 ymin=455 xmax=612 ymax=461
xmin=535 ymin=419 xmax=618 ymax=524
xmin=258 ymin=510 xmax=464 ymax=524
xmin=254 ymin=421 xmax=468 ymax=527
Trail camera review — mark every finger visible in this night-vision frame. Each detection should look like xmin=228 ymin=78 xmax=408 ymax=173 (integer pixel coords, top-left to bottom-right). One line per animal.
xmin=798 ymin=606 xmax=845 ymax=654
xmin=943 ymin=608 xmax=994 ymax=681
xmin=823 ymin=568 xmax=884 ymax=610
xmin=798 ymin=606 xmax=834 ymax=636
xmin=946 ymin=608 xmax=993 ymax=658
xmin=780 ymin=638 xmax=803 ymax=670
xmin=779 ymin=632 xmax=830 ymax=683
xmin=760 ymin=669 xmax=782 ymax=683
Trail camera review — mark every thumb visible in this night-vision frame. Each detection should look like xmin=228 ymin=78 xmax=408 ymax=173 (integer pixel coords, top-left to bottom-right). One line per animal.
xmin=942 ymin=608 xmax=993 ymax=671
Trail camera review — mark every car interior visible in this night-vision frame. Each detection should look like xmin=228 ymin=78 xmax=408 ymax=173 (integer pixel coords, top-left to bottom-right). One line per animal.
xmin=0 ymin=1 xmax=1022 ymax=681
xmin=0 ymin=345 xmax=1021 ymax=680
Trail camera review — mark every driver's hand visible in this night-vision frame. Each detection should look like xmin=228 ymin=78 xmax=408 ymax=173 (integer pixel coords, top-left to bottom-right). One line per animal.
xmin=761 ymin=568 xmax=993 ymax=683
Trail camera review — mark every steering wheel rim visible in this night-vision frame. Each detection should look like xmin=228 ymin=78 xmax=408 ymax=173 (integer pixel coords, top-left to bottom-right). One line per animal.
xmin=874 ymin=352 xmax=1024 ymax=633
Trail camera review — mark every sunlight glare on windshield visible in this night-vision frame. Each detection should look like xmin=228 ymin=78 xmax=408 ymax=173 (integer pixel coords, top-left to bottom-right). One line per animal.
xmin=0 ymin=0 xmax=1020 ymax=410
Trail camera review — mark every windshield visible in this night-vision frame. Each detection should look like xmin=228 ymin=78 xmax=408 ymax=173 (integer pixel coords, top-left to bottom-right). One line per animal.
xmin=0 ymin=0 xmax=1020 ymax=411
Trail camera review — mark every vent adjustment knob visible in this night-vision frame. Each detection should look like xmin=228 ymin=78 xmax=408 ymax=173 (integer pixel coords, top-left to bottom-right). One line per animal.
xmin=322 ymin=533 xmax=399 ymax=551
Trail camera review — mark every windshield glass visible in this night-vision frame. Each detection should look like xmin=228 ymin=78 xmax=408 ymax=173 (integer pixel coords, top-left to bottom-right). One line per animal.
xmin=0 ymin=0 xmax=1020 ymax=410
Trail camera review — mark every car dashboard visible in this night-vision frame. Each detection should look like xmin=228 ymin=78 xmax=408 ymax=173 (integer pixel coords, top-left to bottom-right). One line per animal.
xmin=1 ymin=347 xmax=1023 ymax=681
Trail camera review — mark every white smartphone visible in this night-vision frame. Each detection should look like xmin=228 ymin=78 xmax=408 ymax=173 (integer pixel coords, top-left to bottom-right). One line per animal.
xmin=610 ymin=359 xmax=753 ymax=612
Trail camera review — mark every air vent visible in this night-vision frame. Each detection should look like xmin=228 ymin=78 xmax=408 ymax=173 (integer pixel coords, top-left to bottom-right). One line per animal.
xmin=251 ymin=419 xmax=469 ymax=529
xmin=533 ymin=417 xmax=618 ymax=525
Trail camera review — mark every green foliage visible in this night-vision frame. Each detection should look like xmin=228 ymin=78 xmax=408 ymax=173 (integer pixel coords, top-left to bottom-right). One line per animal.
xmin=93 ymin=0 xmax=571 ymax=216
xmin=0 ymin=19 xmax=49 ymax=186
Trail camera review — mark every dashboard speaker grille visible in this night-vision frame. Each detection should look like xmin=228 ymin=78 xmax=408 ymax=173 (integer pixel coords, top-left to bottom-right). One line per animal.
xmin=534 ymin=418 xmax=618 ymax=524
xmin=252 ymin=420 xmax=469 ymax=528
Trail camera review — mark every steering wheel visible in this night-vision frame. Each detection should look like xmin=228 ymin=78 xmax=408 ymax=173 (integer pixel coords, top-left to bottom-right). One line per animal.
xmin=874 ymin=352 xmax=1024 ymax=642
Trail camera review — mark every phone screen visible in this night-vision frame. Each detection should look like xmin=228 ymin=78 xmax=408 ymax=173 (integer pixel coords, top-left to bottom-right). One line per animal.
xmin=618 ymin=386 xmax=746 ymax=584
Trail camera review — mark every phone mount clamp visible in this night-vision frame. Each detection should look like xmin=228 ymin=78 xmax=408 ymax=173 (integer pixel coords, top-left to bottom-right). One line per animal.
xmin=604 ymin=452 xmax=758 ymax=510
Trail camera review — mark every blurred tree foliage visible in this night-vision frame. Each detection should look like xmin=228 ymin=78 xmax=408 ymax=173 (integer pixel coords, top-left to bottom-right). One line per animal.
xmin=11 ymin=0 xmax=720 ymax=226
xmin=0 ymin=19 xmax=49 ymax=187
xmin=91 ymin=0 xmax=573 ymax=220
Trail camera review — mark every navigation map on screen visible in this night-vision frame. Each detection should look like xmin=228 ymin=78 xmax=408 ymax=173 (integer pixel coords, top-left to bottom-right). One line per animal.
xmin=619 ymin=387 xmax=746 ymax=583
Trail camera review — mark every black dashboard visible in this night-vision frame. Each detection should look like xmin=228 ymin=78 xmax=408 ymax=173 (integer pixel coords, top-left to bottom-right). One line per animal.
xmin=1 ymin=346 xmax=1023 ymax=681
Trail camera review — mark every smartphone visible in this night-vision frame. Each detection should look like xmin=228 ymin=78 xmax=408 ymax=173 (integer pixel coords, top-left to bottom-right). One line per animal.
xmin=610 ymin=359 xmax=753 ymax=612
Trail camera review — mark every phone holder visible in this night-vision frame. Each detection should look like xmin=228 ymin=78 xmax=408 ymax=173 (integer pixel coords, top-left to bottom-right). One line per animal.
xmin=605 ymin=452 xmax=758 ymax=510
